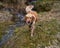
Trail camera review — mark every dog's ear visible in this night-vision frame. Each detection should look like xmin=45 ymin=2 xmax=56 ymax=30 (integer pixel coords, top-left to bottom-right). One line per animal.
xmin=32 ymin=16 xmax=37 ymax=22
xmin=36 ymin=17 xmax=38 ymax=22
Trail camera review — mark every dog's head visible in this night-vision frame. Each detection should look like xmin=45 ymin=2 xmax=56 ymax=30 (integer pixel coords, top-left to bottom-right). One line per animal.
xmin=24 ymin=13 xmax=35 ymax=25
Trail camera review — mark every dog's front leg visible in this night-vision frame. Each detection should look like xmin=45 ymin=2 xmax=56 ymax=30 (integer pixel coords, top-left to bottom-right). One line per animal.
xmin=31 ymin=21 xmax=35 ymax=37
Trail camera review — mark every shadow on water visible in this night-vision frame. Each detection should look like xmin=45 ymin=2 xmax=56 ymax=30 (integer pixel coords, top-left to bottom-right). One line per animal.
xmin=0 ymin=8 xmax=26 ymax=46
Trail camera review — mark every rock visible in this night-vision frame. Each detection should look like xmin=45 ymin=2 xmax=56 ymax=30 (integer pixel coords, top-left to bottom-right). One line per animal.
xmin=0 ymin=11 xmax=13 ymax=23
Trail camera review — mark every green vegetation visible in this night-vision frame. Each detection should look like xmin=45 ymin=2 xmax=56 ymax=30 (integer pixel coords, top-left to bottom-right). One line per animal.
xmin=32 ymin=0 xmax=54 ymax=12
xmin=0 ymin=22 xmax=14 ymax=40
xmin=9 ymin=19 xmax=60 ymax=48
xmin=0 ymin=0 xmax=54 ymax=12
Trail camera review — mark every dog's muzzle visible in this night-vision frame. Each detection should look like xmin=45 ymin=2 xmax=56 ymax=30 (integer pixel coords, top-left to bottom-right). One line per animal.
xmin=28 ymin=21 xmax=31 ymax=23
xmin=26 ymin=21 xmax=31 ymax=25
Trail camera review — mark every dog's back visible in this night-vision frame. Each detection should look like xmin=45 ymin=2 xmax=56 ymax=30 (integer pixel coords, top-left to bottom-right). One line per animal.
xmin=29 ymin=11 xmax=38 ymax=21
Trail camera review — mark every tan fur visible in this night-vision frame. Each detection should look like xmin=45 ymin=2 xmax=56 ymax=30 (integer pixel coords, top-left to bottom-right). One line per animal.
xmin=25 ymin=5 xmax=38 ymax=37
xmin=29 ymin=11 xmax=38 ymax=21
xmin=25 ymin=11 xmax=38 ymax=37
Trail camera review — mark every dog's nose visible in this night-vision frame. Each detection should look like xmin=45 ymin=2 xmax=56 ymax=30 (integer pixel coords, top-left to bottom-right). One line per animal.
xmin=28 ymin=21 xmax=30 ymax=23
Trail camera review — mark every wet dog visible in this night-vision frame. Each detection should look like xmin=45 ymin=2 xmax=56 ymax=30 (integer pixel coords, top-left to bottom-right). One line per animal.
xmin=24 ymin=11 xmax=38 ymax=37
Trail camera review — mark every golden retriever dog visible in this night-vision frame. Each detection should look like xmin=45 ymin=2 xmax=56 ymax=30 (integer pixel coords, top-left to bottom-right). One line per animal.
xmin=24 ymin=5 xmax=38 ymax=37
xmin=24 ymin=11 xmax=38 ymax=37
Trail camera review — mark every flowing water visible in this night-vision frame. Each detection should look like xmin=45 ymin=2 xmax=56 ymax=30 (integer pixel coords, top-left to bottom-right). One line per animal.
xmin=0 ymin=9 xmax=25 ymax=46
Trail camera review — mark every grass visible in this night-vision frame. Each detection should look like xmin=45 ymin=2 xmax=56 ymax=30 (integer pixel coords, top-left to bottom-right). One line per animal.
xmin=0 ymin=21 xmax=14 ymax=40
xmin=3 ymin=19 xmax=59 ymax=48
